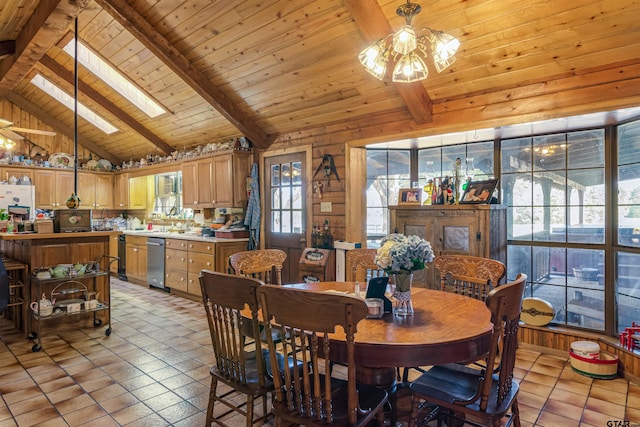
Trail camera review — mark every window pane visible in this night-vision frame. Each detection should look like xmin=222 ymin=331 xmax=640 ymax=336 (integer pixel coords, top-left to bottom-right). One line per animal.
xmin=533 ymin=134 xmax=566 ymax=171
xmin=281 ymin=163 xmax=291 ymax=185
xmin=281 ymin=211 xmax=291 ymax=233
xmin=270 ymin=164 xmax=280 ymax=186
xmin=292 ymin=186 xmax=302 ymax=209
xmin=507 ymin=245 xmax=531 ymax=282
xmin=502 ymin=137 xmax=532 ymax=173
xmin=271 ymin=211 xmax=281 ymax=233
xmin=533 ymin=171 xmax=565 ymax=206
xmin=567 ymin=130 xmax=604 ymax=169
xmin=282 ymin=187 xmax=291 ymax=209
xmin=271 ymin=188 xmax=280 ymax=209
xmin=367 ymin=207 xmax=388 ymax=236
xmin=618 ymin=163 xmax=640 ymax=247
xmin=618 ymin=120 xmax=640 ymax=166
xmin=617 ymin=251 xmax=640 ymax=333
xmin=292 ymin=162 xmax=302 ymax=185
xmin=292 ymin=211 xmax=302 ymax=234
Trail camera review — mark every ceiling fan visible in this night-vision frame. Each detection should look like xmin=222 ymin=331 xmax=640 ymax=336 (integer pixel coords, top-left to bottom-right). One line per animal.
xmin=0 ymin=118 xmax=56 ymax=143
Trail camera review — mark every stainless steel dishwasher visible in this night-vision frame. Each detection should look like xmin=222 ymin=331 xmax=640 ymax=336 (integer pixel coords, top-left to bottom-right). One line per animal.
xmin=146 ymin=237 xmax=166 ymax=290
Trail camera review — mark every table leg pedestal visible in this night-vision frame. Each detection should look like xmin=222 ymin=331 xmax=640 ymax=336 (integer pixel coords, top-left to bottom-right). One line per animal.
xmin=356 ymin=366 xmax=398 ymax=426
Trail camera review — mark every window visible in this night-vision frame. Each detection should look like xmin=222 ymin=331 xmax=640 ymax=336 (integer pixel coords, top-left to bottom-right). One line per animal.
xmin=270 ymin=161 xmax=302 ymax=234
xmin=31 ymin=74 xmax=118 ymax=134
xmin=63 ymin=39 xmax=166 ymax=118
xmin=366 ymin=150 xmax=410 ymax=247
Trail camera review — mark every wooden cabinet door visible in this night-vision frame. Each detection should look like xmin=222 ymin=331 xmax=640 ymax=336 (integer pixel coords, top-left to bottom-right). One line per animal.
xmin=113 ymin=173 xmax=129 ymax=208
xmin=109 ymin=234 xmax=119 ymax=273
xmin=196 ymin=159 xmax=214 ymax=208
xmin=128 ymin=176 xmax=148 ymax=210
xmin=78 ymin=172 xmax=97 ymax=208
xmin=57 ymin=171 xmax=76 ymax=208
xmin=212 ymin=155 xmax=232 ymax=206
xmin=432 ymin=213 xmax=482 ymax=257
xmin=181 ymin=161 xmax=198 ymax=208
xmin=94 ymin=174 xmax=113 ymax=209
xmin=34 ymin=169 xmax=57 ymax=208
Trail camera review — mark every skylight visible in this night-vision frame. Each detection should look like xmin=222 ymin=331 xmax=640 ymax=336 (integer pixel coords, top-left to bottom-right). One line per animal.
xmin=31 ymin=74 xmax=119 ymax=135
xmin=63 ymin=39 xmax=166 ymax=118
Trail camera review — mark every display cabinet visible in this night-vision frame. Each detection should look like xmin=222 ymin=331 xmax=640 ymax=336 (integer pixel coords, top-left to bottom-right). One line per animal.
xmin=389 ymin=205 xmax=507 ymax=289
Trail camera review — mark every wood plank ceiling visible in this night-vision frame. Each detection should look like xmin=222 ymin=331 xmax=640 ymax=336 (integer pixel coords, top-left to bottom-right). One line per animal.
xmin=0 ymin=0 xmax=639 ymax=164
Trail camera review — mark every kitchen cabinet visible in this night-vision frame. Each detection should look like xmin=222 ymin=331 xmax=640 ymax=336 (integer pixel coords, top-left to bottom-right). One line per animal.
xmin=109 ymin=233 xmax=120 ymax=274
xmin=79 ymin=171 xmax=113 ymax=209
xmin=182 ymin=158 xmax=214 ymax=209
xmin=2 ymin=166 xmax=34 ymax=184
xmin=113 ymin=173 xmax=128 ymax=208
xmin=34 ymin=169 xmax=75 ymax=209
xmin=128 ymin=175 xmax=150 ymax=210
xmin=125 ymin=235 xmax=147 ymax=283
xmin=390 ymin=205 xmax=507 ymax=289
xmin=165 ymin=238 xmax=214 ymax=297
xmin=182 ymin=152 xmax=252 ymax=209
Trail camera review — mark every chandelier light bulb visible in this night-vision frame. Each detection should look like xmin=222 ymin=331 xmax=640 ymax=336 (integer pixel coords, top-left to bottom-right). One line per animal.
xmin=393 ymin=25 xmax=417 ymax=55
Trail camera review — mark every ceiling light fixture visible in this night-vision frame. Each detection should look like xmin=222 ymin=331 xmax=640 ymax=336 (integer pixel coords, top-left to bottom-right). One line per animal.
xmin=358 ymin=0 xmax=460 ymax=83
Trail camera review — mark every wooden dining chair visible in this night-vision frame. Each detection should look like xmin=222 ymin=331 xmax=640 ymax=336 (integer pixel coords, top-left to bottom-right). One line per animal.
xmin=199 ymin=270 xmax=273 ymax=427
xmin=229 ymin=249 xmax=287 ymax=285
xmin=408 ymin=273 xmax=527 ymax=427
xmin=346 ymin=248 xmax=386 ymax=283
xmin=256 ymin=284 xmax=389 ymax=426
xmin=434 ymin=255 xmax=506 ymax=301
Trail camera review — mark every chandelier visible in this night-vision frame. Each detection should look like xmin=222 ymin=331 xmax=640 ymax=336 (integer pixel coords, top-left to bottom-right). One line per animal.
xmin=0 ymin=135 xmax=16 ymax=150
xmin=358 ymin=1 xmax=460 ymax=83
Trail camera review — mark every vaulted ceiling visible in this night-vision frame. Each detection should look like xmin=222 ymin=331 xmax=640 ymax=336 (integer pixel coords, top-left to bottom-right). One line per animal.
xmin=1 ymin=0 xmax=639 ymax=165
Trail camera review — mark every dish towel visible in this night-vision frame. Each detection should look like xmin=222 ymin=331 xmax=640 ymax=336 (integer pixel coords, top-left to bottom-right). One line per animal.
xmin=244 ymin=162 xmax=260 ymax=249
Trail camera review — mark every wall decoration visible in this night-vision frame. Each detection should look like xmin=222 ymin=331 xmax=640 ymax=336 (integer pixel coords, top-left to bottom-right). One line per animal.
xmin=460 ymin=179 xmax=499 ymax=204
xmin=398 ymin=188 xmax=421 ymax=205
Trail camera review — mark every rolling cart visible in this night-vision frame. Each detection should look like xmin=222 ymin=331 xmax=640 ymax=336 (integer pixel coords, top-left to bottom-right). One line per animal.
xmin=28 ymin=255 xmax=117 ymax=352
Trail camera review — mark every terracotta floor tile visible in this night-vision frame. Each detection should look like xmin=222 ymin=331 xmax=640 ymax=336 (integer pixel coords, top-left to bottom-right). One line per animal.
xmin=2 ymin=278 xmax=639 ymax=427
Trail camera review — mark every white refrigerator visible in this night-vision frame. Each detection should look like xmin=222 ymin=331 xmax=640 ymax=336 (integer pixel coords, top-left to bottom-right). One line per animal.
xmin=0 ymin=184 xmax=36 ymax=220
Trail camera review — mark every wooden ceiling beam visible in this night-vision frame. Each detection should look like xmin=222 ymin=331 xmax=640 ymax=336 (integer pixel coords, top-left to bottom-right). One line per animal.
xmin=40 ymin=54 xmax=174 ymax=156
xmin=0 ymin=0 xmax=90 ymax=91
xmin=0 ymin=90 xmax=120 ymax=165
xmin=93 ymin=0 xmax=272 ymax=149
xmin=343 ymin=0 xmax=433 ymax=125
xmin=0 ymin=40 xmax=16 ymax=58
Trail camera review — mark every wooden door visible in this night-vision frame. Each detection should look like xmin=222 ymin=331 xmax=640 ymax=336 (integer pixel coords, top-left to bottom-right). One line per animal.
xmin=264 ymin=152 xmax=307 ymax=284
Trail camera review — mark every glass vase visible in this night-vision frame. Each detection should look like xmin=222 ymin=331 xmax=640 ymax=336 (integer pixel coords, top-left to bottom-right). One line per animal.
xmin=392 ymin=272 xmax=414 ymax=316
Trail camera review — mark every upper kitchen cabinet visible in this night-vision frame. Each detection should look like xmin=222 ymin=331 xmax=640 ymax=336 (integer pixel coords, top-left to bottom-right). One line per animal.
xmin=128 ymin=175 xmax=152 ymax=210
xmin=34 ymin=169 xmax=75 ymax=209
xmin=113 ymin=173 xmax=129 ymax=209
xmin=182 ymin=151 xmax=252 ymax=209
xmin=2 ymin=166 xmax=34 ymax=184
xmin=78 ymin=171 xmax=113 ymax=209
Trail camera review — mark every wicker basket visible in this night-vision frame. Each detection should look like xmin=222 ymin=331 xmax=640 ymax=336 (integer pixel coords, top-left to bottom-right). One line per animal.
xmin=573 ymin=267 xmax=599 ymax=281
xmin=569 ymin=350 xmax=618 ymax=379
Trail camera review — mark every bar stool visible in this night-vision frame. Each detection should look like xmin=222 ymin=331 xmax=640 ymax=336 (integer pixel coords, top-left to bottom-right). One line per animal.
xmin=1 ymin=257 xmax=28 ymax=334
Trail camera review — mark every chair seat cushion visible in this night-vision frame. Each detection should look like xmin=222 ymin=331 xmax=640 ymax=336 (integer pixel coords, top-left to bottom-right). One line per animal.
xmin=273 ymin=375 xmax=387 ymax=426
xmin=409 ymin=364 xmax=519 ymax=418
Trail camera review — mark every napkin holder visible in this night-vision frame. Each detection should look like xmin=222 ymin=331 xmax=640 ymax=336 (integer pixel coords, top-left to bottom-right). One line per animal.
xmin=366 ymin=276 xmax=392 ymax=313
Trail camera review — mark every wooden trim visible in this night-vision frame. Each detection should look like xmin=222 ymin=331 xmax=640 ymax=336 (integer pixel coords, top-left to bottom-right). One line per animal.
xmin=519 ymin=324 xmax=640 ymax=381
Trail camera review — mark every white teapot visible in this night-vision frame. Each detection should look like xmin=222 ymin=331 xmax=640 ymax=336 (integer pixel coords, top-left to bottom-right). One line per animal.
xmin=30 ymin=294 xmax=54 ymax=317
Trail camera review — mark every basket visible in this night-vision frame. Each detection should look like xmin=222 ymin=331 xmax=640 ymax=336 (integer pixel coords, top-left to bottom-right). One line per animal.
xmin=569 ymin=350 xmax=618 ymax=379
xmin=573 ymin=267 xmax=599 ymax=281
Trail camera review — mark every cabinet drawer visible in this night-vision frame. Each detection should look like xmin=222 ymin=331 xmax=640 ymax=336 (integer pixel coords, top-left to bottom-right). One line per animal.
xmin=165 ymin=238 xmax=188 ymax=249
xmin=188 ymin=252 xmax=215 ymax=273
xmin=166 ymin=248 xmax=188 ymax=270
xmin=127 ymin=235 xmax=147 ymax=246
xmin=187 ymin=241 xmax=215 ymax=254
xmin=187 ymin=272 xmax=202 ymax=296
xmin=166 ymin=270 xmax=188 ymax=292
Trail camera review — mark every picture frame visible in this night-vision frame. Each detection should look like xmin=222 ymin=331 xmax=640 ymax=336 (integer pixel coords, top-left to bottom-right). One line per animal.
xmin=398 ymin=188 xmax=422 ymax=205
xmin=460 ymin=179 xmax=499 ymax=204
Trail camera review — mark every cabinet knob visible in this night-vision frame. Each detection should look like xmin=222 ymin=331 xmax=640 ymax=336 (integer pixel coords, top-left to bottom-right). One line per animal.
xmin=181 ymin=257 xmax=186 ymax=262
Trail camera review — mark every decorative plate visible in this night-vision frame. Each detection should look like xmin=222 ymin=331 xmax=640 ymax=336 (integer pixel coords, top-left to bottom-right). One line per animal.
xmin=97 ymin=159 xmax=112 ymax=170
xmin=48 ymin=152 xmax=74 ymax=168
xmin=85 ymin=159 xmax=99 ymax=170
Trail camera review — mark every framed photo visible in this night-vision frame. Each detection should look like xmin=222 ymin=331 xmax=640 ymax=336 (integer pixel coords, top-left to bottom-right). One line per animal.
xmin=398 ymin=188 xmax=421 ymax=205
xmin=460 ymin=179 xmax=499 ymax=204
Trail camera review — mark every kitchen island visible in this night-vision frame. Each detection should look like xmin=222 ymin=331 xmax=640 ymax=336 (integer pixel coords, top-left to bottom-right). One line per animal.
xmin=0 ymin=231 xmax=120 ymax=336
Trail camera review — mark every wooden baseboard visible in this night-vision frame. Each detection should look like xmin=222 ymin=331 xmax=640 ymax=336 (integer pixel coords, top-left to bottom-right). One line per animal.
xmin=519 ymin=323 xmax=640 ymax=381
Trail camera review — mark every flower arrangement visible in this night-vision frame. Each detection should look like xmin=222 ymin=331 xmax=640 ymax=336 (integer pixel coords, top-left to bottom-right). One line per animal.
xmin=375 ymin=233 xmax=435 ymax=274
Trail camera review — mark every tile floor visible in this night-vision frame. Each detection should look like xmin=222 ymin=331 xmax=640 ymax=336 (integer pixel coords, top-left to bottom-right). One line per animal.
xmin=0 ymin=278 xmax=639 ymax=426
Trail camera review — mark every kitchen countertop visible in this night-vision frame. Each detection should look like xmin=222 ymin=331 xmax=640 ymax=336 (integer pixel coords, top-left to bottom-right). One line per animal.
xmin=122 ymin=230 xmax=249 ymax=243
xmin=0 ymin=230 xmax=121 ymax=240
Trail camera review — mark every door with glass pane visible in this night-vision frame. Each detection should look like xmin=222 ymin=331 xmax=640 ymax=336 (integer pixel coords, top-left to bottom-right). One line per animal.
xmin=264 ymin=153 xmax=306 ymax=283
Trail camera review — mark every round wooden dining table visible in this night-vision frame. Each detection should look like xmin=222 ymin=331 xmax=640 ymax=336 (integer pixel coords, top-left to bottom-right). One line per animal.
xmin=284 ymin=281 xmax=493 ymax=368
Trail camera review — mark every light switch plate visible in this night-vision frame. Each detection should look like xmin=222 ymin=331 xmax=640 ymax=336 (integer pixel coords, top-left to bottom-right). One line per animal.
xmin=320 ymin=202 xmax=332 ymax=212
